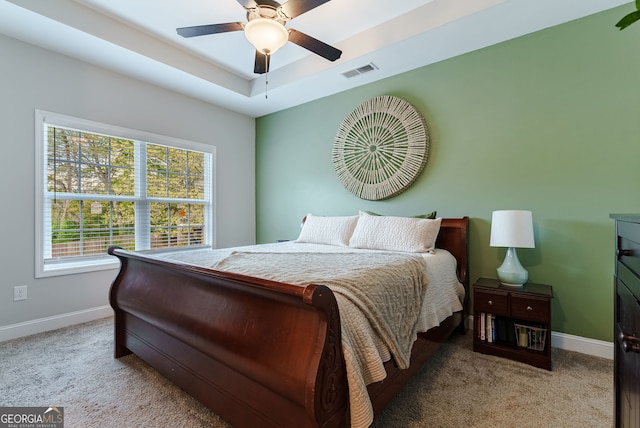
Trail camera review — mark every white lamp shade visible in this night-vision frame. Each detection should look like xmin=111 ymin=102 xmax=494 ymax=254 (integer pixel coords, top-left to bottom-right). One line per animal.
xmin=244 ymin=18 xmax=289 ymax=55
xmin=490 ymin=210 xmax=535 ymax=248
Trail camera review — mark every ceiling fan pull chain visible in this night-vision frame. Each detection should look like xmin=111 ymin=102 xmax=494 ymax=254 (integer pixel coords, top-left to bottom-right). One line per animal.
xmin=265 ymin=53 xmax=269 ymax=99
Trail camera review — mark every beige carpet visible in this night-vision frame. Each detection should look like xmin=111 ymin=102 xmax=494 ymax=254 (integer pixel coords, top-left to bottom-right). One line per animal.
xmin=0 ymin=317 xmax=612 ymax=427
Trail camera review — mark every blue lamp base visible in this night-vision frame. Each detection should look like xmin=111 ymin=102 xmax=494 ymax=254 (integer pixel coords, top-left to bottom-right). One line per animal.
xmin=496 ymin=247 xmax=528 ymax=286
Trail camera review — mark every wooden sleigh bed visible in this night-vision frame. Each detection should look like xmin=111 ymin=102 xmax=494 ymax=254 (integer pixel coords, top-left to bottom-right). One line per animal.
xmin=108 ymin=216 xmax=469 ymax=428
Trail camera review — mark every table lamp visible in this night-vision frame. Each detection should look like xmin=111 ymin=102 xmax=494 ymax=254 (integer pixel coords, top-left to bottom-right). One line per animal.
xmin=489 ymin=210 xmax=535 ymax=286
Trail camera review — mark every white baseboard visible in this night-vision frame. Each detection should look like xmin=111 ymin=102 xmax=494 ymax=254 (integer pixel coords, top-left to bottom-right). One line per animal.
xmin=551 ymin=331 xmax=613 ymax=360
xmin=465 ymin=315 xmax=613 ymax=360
xmin=0 ymin=305 xmax=113 ymax=343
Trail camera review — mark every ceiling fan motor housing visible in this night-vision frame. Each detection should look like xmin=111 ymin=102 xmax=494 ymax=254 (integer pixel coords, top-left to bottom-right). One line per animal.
xmin=246 ymin=5 xmax=289 ymax=25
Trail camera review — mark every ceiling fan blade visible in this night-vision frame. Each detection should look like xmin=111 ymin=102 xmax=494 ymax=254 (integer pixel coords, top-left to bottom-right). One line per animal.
xmin=280 ymin=0 xmax=331 ymax=18
xmin=177 ymin=22 xmax=244 ymax=38
xmin=237 ymin=0 xmax=281 ymax=8
xmin=288 ymin=29 xmax=341 ymax=61
xmin=254 ymin=51 xmax=270 ymax=74
xmin=235 ymin=0 xmax=257 ymax=7
xmin=257 ymin=0 xmax=282 ymax=7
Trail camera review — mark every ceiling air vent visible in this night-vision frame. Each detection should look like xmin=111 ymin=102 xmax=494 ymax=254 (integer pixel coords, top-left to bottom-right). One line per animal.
xmin=341 ymin=63 xmax=378 ymax=78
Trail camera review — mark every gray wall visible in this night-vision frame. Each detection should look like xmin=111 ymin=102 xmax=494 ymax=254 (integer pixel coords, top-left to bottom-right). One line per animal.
xmin=0 ymin=34 xmax=255 ymax=338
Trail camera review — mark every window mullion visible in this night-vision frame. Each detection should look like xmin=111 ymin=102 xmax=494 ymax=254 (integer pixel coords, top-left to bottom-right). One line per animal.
xmin=135 ymin=141 xmax=150 ymax=250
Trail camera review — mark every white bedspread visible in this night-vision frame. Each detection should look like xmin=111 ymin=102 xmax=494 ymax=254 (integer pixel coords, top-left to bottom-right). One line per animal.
xmin=159 ymin=242 xmax=464 ymax=428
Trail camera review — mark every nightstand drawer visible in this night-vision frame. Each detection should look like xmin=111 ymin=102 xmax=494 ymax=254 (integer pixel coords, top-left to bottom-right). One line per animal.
xmin=511 ymin=295 xmax=550 ymax=323
xmin=474 ymin=290 xmax=508 ymax=315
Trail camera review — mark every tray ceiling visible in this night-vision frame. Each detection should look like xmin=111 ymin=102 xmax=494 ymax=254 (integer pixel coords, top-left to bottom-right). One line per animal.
xmin=0 ymin=0 xmax=627 ymax=117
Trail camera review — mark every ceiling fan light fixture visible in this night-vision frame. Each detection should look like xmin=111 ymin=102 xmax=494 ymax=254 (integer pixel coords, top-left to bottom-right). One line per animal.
xmin=244 ymin=18 xmax=289 ymax=55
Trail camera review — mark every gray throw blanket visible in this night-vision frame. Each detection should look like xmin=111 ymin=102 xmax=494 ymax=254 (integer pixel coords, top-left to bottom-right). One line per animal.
xmin=213 ymin=251 xmax=429 ymax=368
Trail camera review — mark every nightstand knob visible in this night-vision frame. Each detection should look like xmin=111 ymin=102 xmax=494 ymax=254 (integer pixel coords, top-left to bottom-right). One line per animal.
xmin=487 ymin=300 xmax=493 ymax=306
xmin=526 ymin=306 xmax=533 ymax=311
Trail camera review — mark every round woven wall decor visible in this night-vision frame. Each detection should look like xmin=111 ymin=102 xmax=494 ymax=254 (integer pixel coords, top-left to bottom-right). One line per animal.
xmin=332 ymin=95 xmax=429 ymax=200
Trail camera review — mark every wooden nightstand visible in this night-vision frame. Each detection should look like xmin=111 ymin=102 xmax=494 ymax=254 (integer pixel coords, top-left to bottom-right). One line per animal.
xmin=473 ymin=277 xmax=554 ymax=370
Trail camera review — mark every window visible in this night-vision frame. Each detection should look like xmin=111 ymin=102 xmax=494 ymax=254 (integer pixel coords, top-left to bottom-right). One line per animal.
xmin=35 ymin=110 xmax=215 ymax=277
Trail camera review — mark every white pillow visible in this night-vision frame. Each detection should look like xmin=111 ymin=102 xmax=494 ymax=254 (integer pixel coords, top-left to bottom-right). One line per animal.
xmin=349 ymin=214 xmax=442 ymax=252
xmin=296 ymin=214 xmax=359 ymax=246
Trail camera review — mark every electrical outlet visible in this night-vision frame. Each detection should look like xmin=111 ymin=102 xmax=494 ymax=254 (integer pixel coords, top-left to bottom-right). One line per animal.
xmin=14 ymin=285 xmax=27 ymax=301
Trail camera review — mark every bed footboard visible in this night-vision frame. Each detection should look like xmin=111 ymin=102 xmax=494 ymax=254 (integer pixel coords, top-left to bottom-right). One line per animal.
xmin=108 ymin=247 xmax=349 ymax=428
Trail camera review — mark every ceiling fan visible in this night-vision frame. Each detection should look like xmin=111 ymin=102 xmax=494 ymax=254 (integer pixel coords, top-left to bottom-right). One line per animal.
xmin=177 ymin=0 xmax=342 ymax=75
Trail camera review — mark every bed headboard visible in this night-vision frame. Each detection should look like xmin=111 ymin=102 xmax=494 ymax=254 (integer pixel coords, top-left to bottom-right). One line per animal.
xmin=436 ymin=217 xmax=469 ymax=289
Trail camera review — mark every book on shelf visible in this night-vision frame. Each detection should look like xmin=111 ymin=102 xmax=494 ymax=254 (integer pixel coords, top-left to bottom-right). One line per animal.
xmin=477 ymin=313 xmax=498 ymax=342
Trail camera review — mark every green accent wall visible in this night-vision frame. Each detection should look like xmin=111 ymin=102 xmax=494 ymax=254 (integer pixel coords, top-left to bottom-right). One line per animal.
xmin=255 ymin=5 xmax=640 ymax=342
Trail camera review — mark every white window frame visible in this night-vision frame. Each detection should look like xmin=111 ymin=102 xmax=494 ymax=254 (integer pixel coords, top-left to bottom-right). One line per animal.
xmin=35 ymin=110 xmax=216 ymax=277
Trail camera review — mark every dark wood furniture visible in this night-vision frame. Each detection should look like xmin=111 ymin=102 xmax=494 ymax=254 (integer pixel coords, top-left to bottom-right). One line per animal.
xmin=611 ymin=214 xmax=640 ymax=428
xmin=473 ymin=277 xmax=553 ymax=370
xmin=108 ymin=217 xmax=469 ymax=428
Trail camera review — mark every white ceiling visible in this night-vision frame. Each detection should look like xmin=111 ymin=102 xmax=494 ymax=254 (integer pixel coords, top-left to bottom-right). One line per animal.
xmin=0 ymin=0 xmax=628 ymax=117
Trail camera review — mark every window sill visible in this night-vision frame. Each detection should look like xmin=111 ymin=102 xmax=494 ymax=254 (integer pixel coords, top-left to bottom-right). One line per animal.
xmin=36 ymin=245 xmax=212 ymax=278
xmin=37 ymin=257 xmax=120 ymax=278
